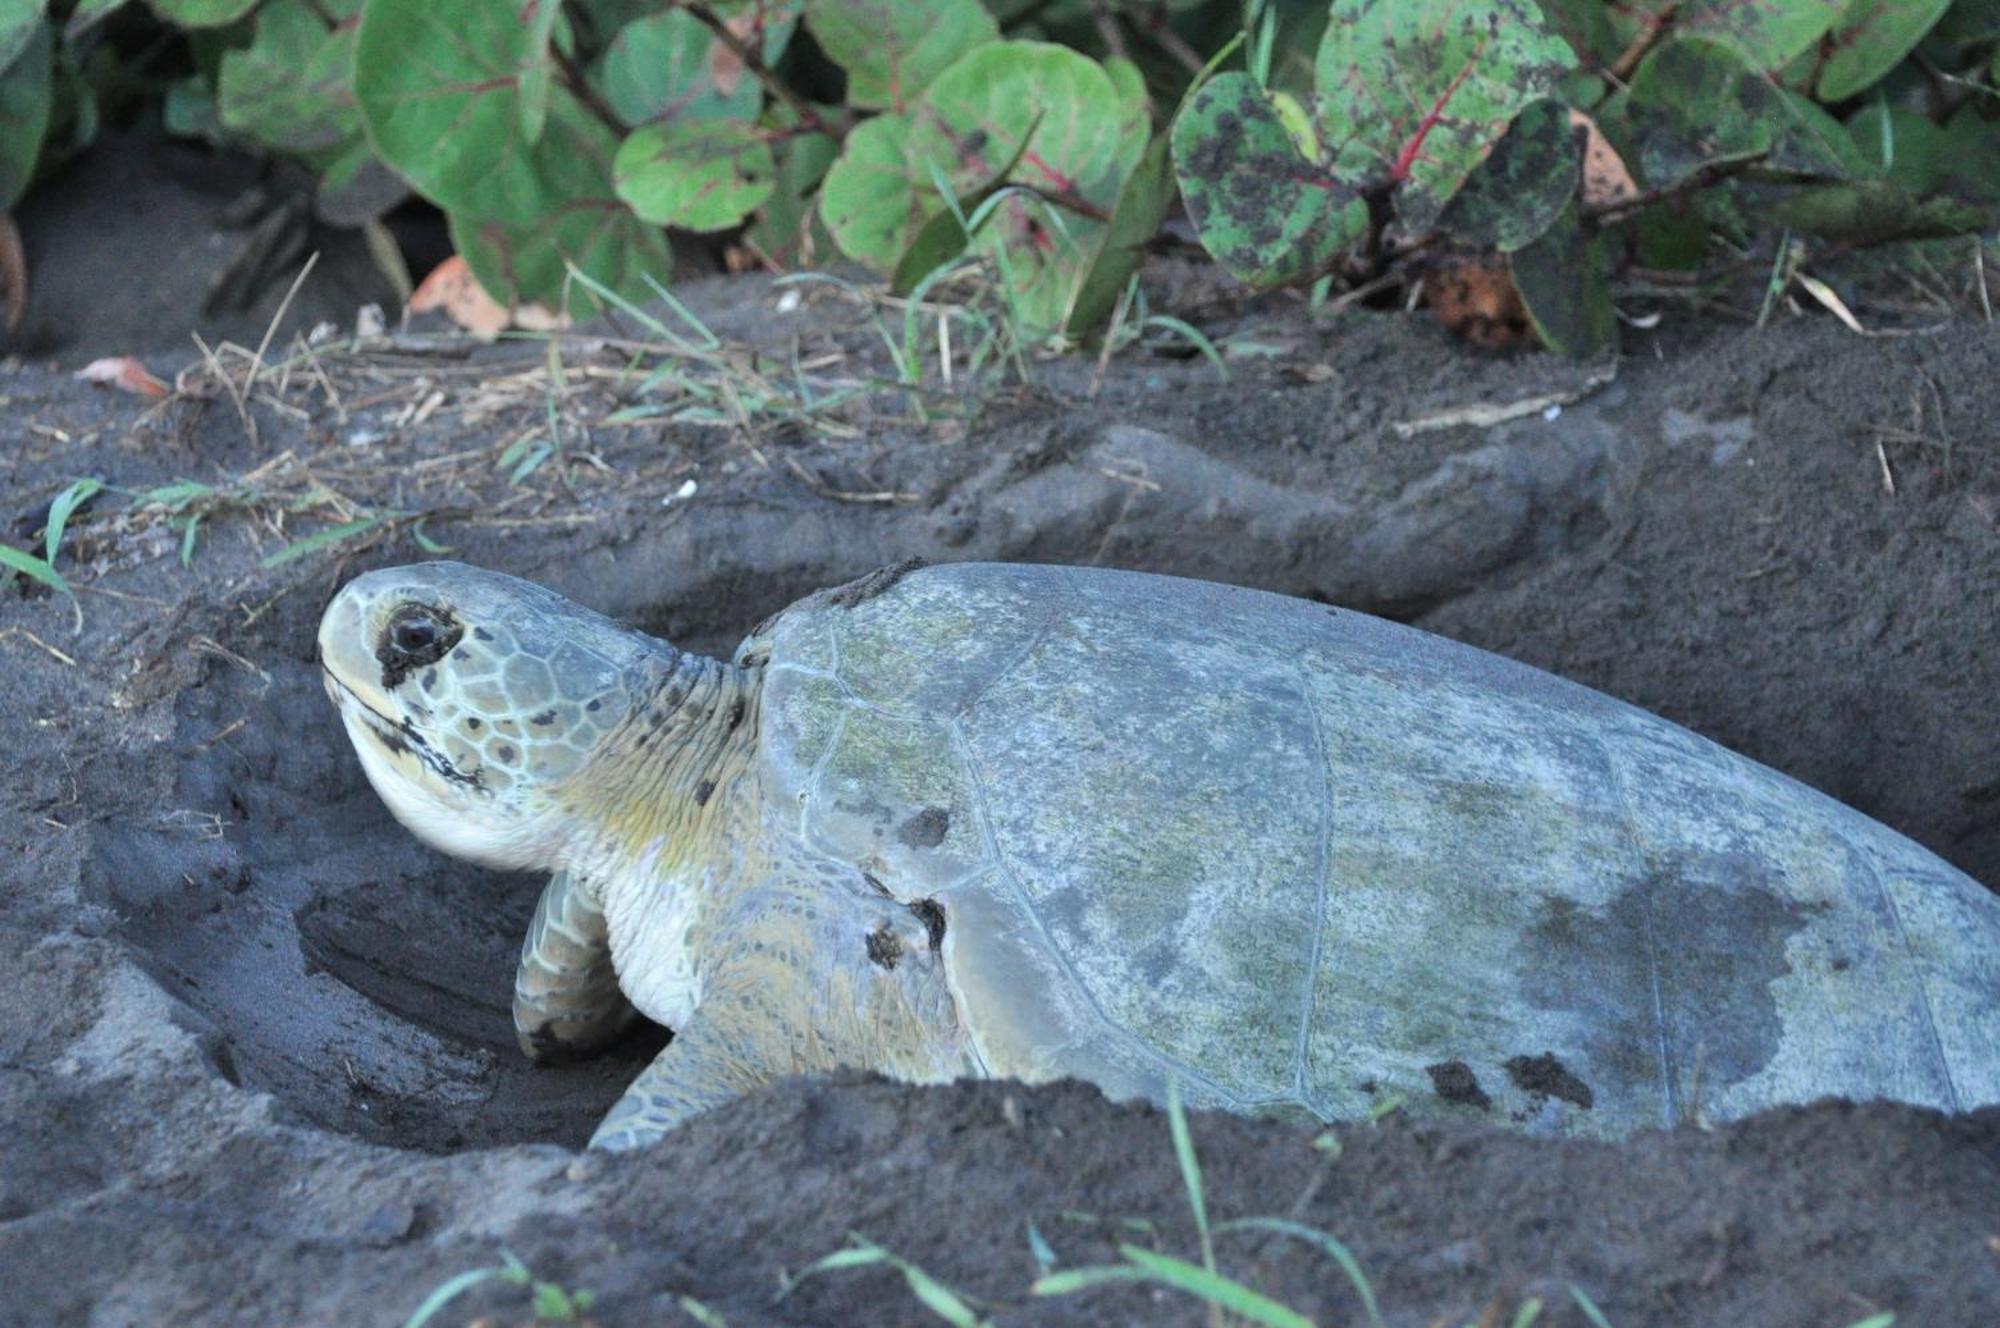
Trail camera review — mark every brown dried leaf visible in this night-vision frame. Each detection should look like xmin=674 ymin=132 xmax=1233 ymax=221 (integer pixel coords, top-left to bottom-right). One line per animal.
xmin=408 ymin=254 xmax=511 ymax=341
xmin=0 ymin=210 xmax=24 ymax=334
xmin=1428 ymin=258 xmax=1535 ymax=349
xmin=74 ymin=356 xmax=170 ymax=397
xmin=1570 ymin=109 xmax=1638 ymax=209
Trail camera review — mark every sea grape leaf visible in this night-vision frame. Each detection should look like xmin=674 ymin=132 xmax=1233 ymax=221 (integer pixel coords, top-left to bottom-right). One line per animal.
xmin=449 ymin=97 xmax=672 ymax=311
xmin=592 ymin=8 xmax=762 ymax=127
xmin=745 ymin=107 xmax=838 ymax=264
xmin=1508 ymin=201 xmax=1615 ymax=356
xmin=1605 ymin=0 xmax=1844 ymax=71
xmin=1438 ymin=98 xmax=1579 ymax=251
xmin=1626 ymin=36 xmax=1854 ymax=187
xmin=1171 ymin=70 xmax=1367 ymax=288
xmin=1314 ymin=0 xmax=1577 ymax=231
xmin=0 ymin=0 xmax=44 ymax=71
xmin=1766 ymin=180 xmax=1992 ymax=242
xmin=0 ymin=20 xmax=50 ymax=209
xmin=613 ymin=119 xmax=776 ymax=231
xmin=1816 ymin=0 xmax=1954 ymax=101
xmin=1844 ymin=101 xmax=1948 ymax=190
xmin=818 ymin=109 xmax=966 ymax=271
xmin=515 ymin=0 xmax=566 ymax=145
xmin=803 ymin=0 xmax=997 ymax=111
xmin=1064 ymin=128 xmax=1177 ymax=335
xmin=218 ymin=0 xmax=359 ymax=156
xmin=823 ymin=37 xmax=1140 ymax=333
xmin=1533 ymin=0 xmax=1616 ymax=66
xmin=355 ymin=0 xmax=562 ymax=222
xmin=920 ymin=41 xmax=1147 ymax=337
xmin=148 ymin=0 xmax=258 ymax=27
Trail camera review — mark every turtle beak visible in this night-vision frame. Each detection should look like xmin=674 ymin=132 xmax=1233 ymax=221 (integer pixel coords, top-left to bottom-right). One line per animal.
xmin=318 ymin=581 xmax=392 ymax=714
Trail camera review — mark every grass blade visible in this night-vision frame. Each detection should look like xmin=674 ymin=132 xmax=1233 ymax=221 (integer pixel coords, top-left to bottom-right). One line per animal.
xmin=896 ymin=1261 xmax=986 ymax=1328
xmin=0 ymin=543 xmax=73 ymax=597
xmin=1117 ymin=1246 xmax=1314 ymax=1328
xmin=1166 ymin=1079 xmax=1212 ymax=1261
xmin=44 ymin=477 xmax=104 ymax=563
xmin=1568 ymin=1283 xmax=1615 ymax=1327
xmin=260 ymin=514 xmax=392 ymax=568
xmin=1218 ymin=1217 xmax=1382 ymax=1328
xmin=402 ymin=1267 xmax=504 ymax=1328
xmin=1031 ymin=1264 xmax=1149 ymax=1296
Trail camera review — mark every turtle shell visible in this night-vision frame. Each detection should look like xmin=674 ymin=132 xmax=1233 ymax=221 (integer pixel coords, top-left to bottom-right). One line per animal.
xmin=746 ymin=562 xmax=2000 ymax=1135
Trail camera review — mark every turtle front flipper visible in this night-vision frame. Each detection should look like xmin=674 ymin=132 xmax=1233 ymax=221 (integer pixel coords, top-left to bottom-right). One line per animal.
xmin=586 ymin=1008 xmax=777 ymax=1150
xmin=513 ymin=871 xmax=638 ymax=1062
xmin=587 ymin=887 xmax=979 ymax=1150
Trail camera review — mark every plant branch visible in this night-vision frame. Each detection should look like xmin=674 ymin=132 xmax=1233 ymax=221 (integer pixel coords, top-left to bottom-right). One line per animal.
xmin=1584 ymin=152 xmax=1768 ymax=226
xmin=1608 ymin=0 xmax=1679 ymax=82
xmin=1133 ymin=2 xmax=1207 ymax=77
xmin=552 ymin=46 xmax=628 ymax=131
xmin=678 ymin=1 xmax=852 ymax=138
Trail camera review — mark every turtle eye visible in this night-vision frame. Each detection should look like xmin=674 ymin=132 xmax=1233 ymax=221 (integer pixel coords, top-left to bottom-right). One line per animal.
xmin=377 ymin=604 xmax=461 ymax=684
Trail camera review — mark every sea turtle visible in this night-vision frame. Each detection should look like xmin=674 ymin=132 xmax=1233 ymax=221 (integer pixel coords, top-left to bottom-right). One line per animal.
xmin=318 ymin=560 xmax=2000 ymax=1150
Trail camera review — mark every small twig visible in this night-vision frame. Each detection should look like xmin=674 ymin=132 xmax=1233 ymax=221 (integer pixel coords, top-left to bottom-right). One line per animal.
xmin=0 ymin=626 xmax=78 ymax=666
xmin=1087 ymin=1 xmax=1132 ymax=66
xmin=1608 ymin=0 xmax=1679 ymax=81
xmin=552 ymin=45 xmax=628 ymax=129
xmin=250 ymin=250 xmax=319 ymax=385
xmin=1584 ymin=152 xmax=1768 ymax=227
xmin=1132 ymin=2 xmax=1205 ymax=76
xmin=681 ymin=1 xmax=848 ymax=137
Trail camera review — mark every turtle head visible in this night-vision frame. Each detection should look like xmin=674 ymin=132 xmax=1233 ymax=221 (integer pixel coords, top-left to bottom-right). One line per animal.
xmin=318 ymin=561 xmax=668 ymax=871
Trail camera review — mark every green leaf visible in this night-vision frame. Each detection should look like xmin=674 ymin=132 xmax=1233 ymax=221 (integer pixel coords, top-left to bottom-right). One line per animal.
xmin=1765 ymin=179 xmax=1991 ymax=242
xmin=218 ymin=0 xmax=359 ymax=156
xmin=1031 ymin=1264 xmax=1150 ymax=1296
xmin=1064 ymin=129 xmax=1176 ymax=334
xmin=0 ymin=540 xmax=71 ymax=598
xmin=745 ymin=119 xmax=838 ymax=264
xmin=1315 ymin=0 xmax=1578 ymax=230
xmin=1938 ymin=105 xmax=2000 ymax=203
xmin=43 ymin=477 xmax=102 ymax=563
xmin=1508 ymin=201 xmax=1615 ymax=357
xmin=402 ymin=1267 xmax=506 ymax=1328
xmin=890 ymin=105 xmax=1042 ymax=293
xmin=1116 ymin=1246 xmax=1315 ymax=1328
xmin=0 ymin=19 xmax=50 ymax=209
xmin=1845 ymin=101 xmax=1949 ymax=190
xmin=1217 ymin=1218 xmax=1383 ymax=1328
xmin=804 ymin=0 xmax=997 ymax=110
xmin=1532 ymin=0 xmax=1617 ymax=66
xmin=1817 ymin=0 xmax=1955 ymax=100
xmin=354 ymin=0 xmax=562 ymax=222
xmin=819 ymin=111 xmax=965 ymax=271
xmin=451 ymin=120 xmax=673 ymax=311
xmin=64 ymin=0 xmax=126 ymax=36
xmin=1606 ymin=0 xmax=1844 ymax=71
xmin=262 ymin=515 xmax=394 ymax=568
xmin=1439 ymin=99 xmax=1580 ymax=252
xmin=614 ymin=119 xmax=775 ymax=230
xmin=0 ymin=0 xmax=44 ymax=71
xmin=515 ymin=0 xmax=566 ymax=145
xmin=1626 ymin=36 xmax=1854 ymax=187
xmin=148 ymin=0 xmax=258 ymax=26
xmin=1933 ymin=0 xmax=2000 ymax=41
xmin=925 ymin=42 xmax=1148 ymax=338
xmin=1170 ymin=71 xmax=1367 ymax=288
xmin=592 ymin=8 xmax=762 ymax=127
xmin=825 ymin=40 xmax=1145 ymax=337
